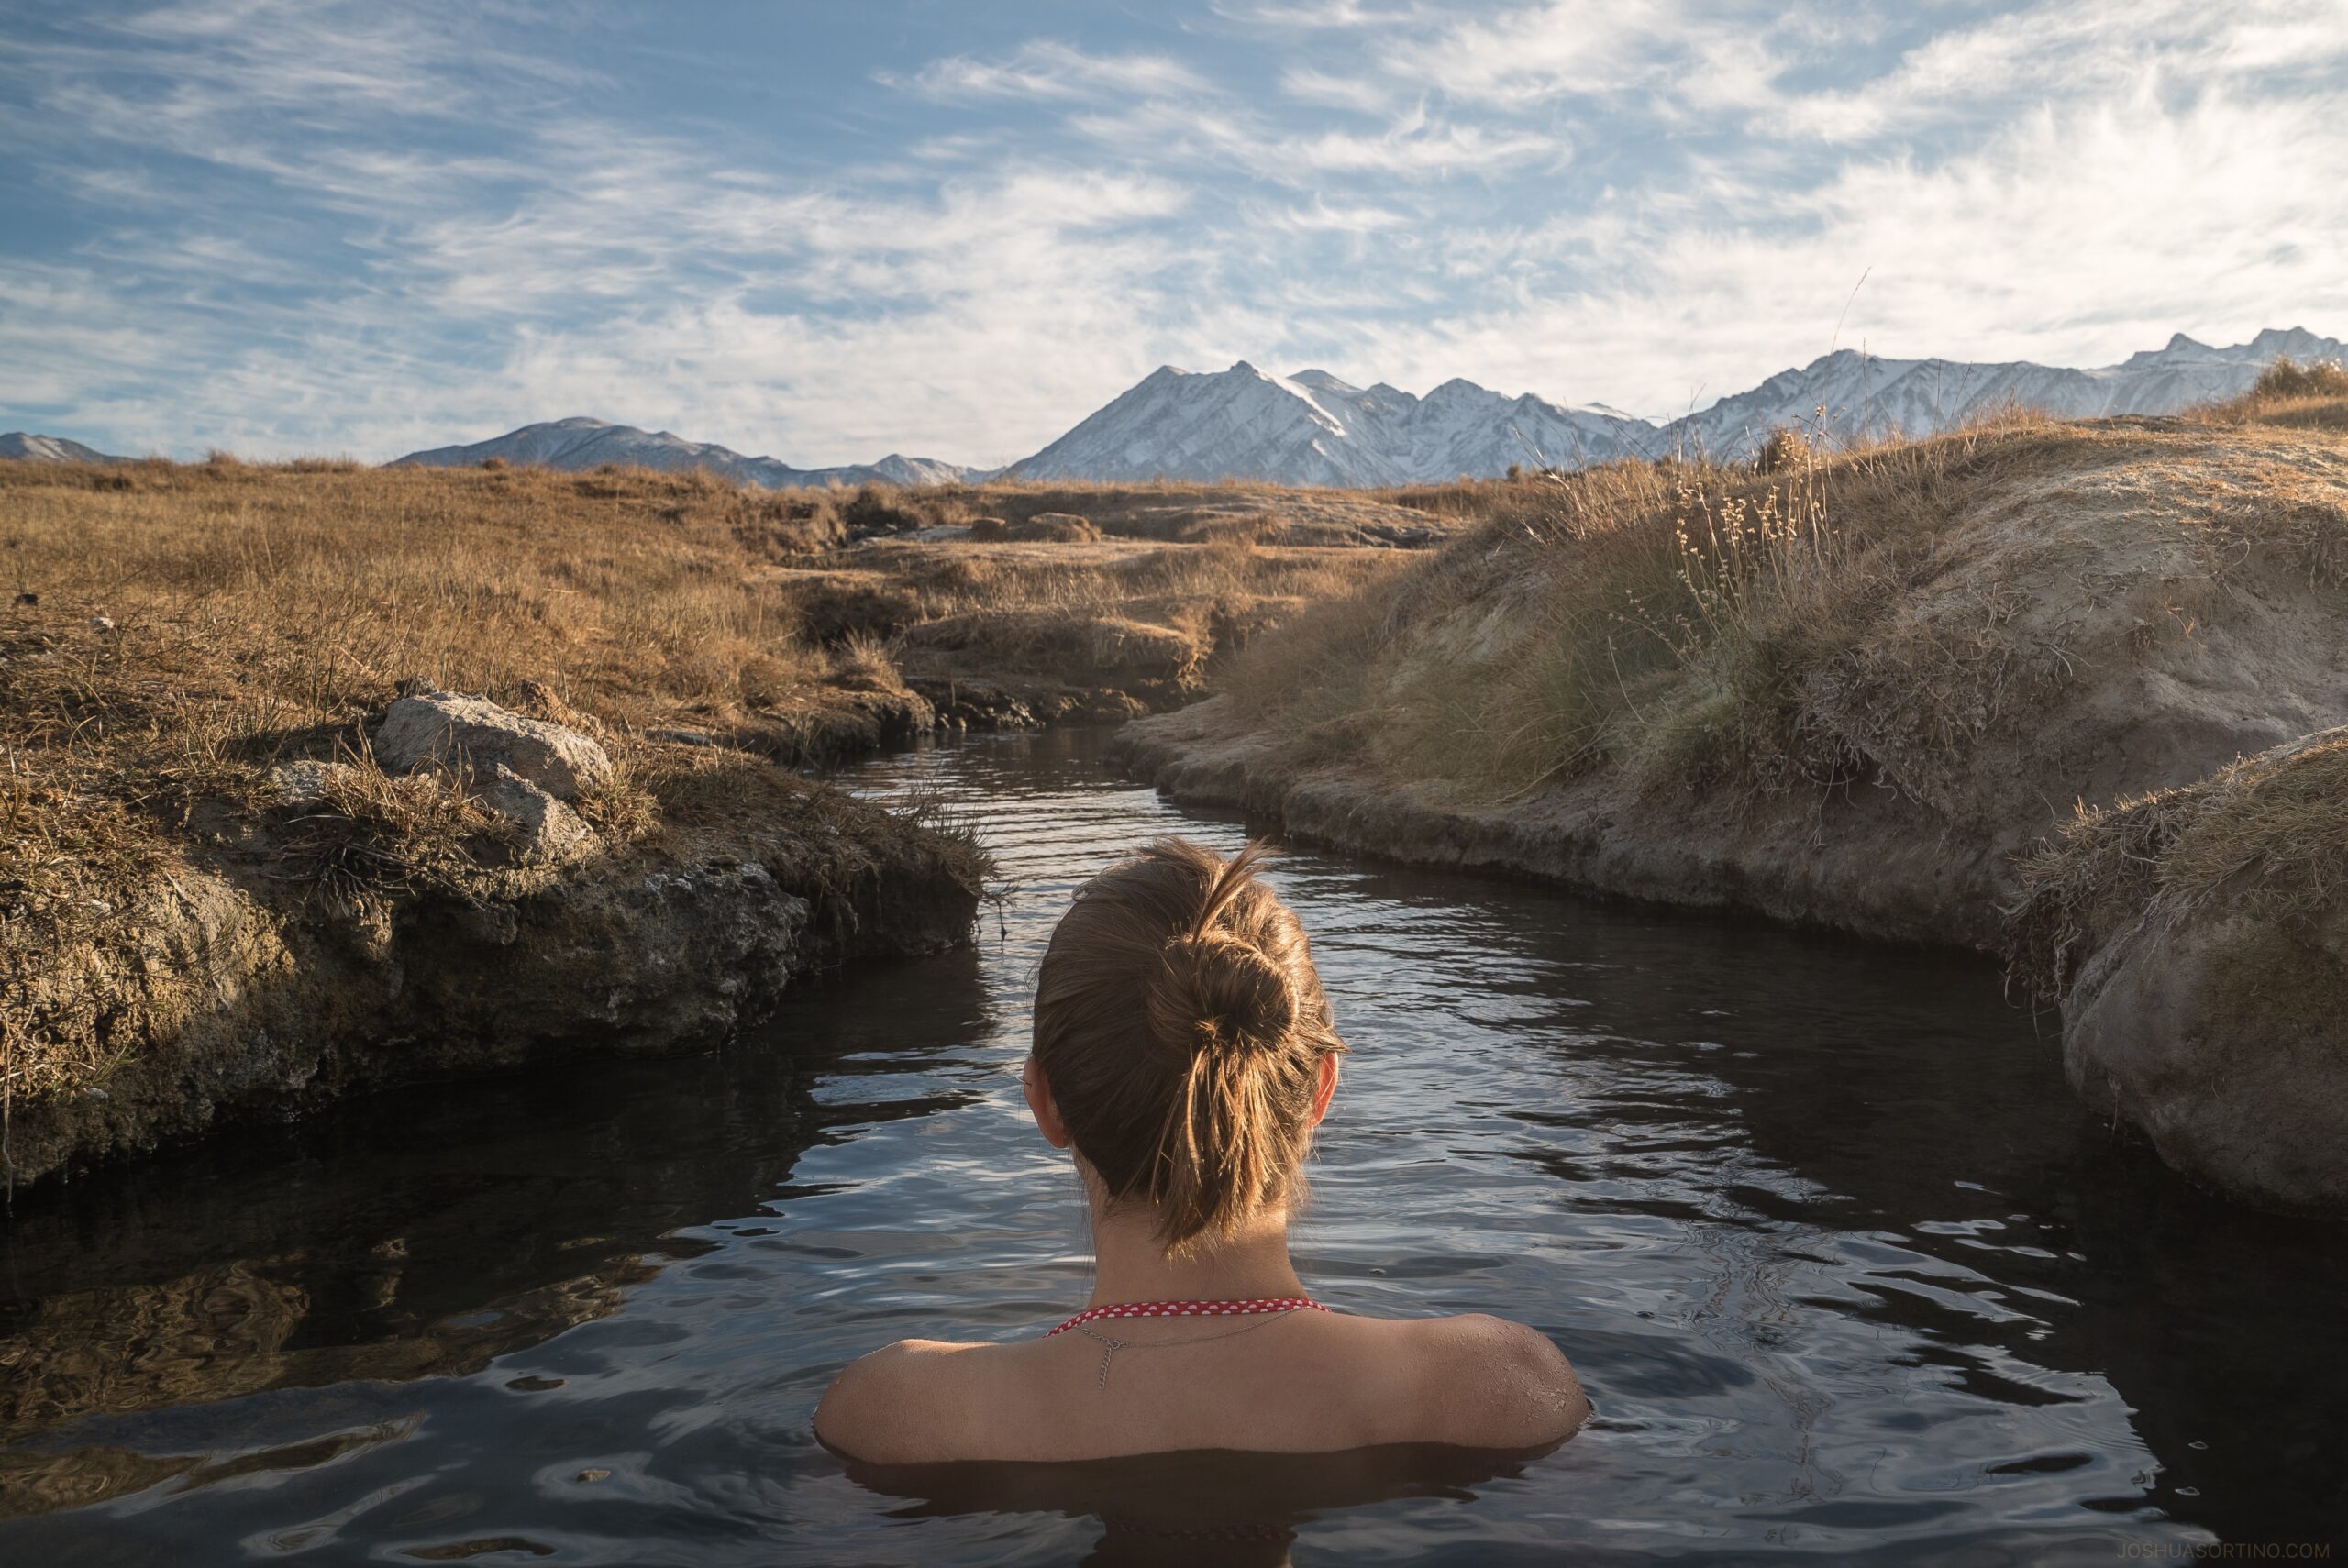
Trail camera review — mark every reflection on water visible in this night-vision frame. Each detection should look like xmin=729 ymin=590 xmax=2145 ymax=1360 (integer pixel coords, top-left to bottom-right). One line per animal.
xmin=1 ymin=727 xmax=2342 ymax=1564
xmin=844 ymin=1443 xmax=1553 ymax=1568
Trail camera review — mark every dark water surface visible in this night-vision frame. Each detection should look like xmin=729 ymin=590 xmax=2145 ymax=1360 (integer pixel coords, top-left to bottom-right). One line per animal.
xmin=3 ymin=729 xmax=2342 ymax=1565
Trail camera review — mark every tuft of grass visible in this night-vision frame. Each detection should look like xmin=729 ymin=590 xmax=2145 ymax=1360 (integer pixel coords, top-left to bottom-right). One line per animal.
xmin=2202 ymin=358 xmax=2348 ymax=435
xmin=2254 ymin=356 xmax=2348 ymax=401
xmin=2008 ymin=731 xmax=2348 ymax=999
xmin=1754 ymin=426 xmax=1813 ymax=475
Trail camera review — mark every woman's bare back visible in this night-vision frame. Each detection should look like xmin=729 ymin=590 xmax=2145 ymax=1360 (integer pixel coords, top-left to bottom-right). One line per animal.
xmin=815 ymin=1309 xmax=1589 ymax=1464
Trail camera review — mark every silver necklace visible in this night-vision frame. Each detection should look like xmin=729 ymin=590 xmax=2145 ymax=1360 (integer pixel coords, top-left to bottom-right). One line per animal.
xmin=1073 ymin=1306 xmax=1306 ymax=1390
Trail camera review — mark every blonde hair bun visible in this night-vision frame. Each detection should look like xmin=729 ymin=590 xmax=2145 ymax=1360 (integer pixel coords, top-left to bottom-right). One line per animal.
xmin=1154 ymin=930 xmax=1298 ymax=1055
xmin=1032 ymin=837 xmax=1346 ymax=1253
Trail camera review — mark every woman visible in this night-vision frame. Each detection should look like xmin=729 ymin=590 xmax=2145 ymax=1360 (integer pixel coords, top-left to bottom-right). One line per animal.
xmin=815 ymin=838 xmax=1589 ymax=1463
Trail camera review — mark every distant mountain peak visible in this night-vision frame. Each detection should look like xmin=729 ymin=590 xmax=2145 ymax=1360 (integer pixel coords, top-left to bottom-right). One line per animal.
xmin=1677 ymin=326 xmax=2344 ymax=460
xmin=1008 ymin=367 xmax=1657 ymax=486
xmin=0 ymin=431 xmax=128 ymax=464
xmin=390 ymin=418 xmax=980 ymax=489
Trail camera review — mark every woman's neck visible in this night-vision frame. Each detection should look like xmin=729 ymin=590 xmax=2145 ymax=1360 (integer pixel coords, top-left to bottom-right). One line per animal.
xmin=1084 ymin=1205 xmax=1310 ymax=1309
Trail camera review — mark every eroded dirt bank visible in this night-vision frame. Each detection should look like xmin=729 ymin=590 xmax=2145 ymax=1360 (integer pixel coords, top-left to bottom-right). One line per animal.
xmin=6 ymin=689 xmax=986 ymax=1190
xmin=1117 ymin=406 xmax=2348 ymax=1209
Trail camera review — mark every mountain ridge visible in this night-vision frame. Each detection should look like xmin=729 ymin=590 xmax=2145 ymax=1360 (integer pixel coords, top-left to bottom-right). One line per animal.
xmin=0 ymin=432 xmax=128 ymax=464
xmin=1006 ymin=360 xmax=1662 ymax=487
xmin=1663 ymin=326 xmax=2346 ymax=461
xmin=1016 ymin=326 xmax=2344 ymax=485
xmin=387 ymin=417 xmax=980 ymax=489
xmin=11 ymin=327 xmax=2341 ymax=488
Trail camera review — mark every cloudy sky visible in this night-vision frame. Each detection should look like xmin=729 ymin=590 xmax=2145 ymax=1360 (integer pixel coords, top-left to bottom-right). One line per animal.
xmin=4 ymin=0 xmax=2344 ymax=465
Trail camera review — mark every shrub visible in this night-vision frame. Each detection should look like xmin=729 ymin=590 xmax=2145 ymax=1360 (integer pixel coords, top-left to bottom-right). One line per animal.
xmin=2254 ymin=356 xmax=2348 ymax=401
xmin=1755 ymin=426 xmax=1812 ymax=474
xmin=1004 ymin=513 xmax=1099 ymax=543
xmin=840 ymin=483 xmax=919 ymax=536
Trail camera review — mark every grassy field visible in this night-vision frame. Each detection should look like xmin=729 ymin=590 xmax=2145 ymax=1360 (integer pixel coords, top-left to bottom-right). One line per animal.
xmin=0 ymin=458 xmax=1415 ymax=1132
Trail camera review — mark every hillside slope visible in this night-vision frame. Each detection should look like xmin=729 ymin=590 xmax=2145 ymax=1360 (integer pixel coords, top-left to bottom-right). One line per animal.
xmin=1118 ymin=394 xmax=2348 ymax=1209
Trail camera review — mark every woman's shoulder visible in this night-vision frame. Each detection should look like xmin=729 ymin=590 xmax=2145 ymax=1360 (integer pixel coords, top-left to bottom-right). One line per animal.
xmin=1353 ymin=1311 xmax=1590 ymax=1450
xmin=814 ymin=1313 xmax=1589 ymax=1462
xmin=814 ymin=1336 xmax=1017 ymax=1464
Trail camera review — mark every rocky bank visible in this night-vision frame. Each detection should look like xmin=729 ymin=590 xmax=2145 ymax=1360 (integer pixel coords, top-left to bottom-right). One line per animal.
xmin=6 ymin=690 xmax=986 ymax=1190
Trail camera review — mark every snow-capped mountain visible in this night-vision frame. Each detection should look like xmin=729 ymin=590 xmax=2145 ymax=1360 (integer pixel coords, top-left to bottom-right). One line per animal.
xmin=1 ymin=432 xmax=127 ymax=463
xmin=390 ymin=417 xmax=979 ymax=489
xmin=1007 ymin=363 xmax=1660 ymax=486
xmin=31 ymin=326 xmax=2334 ymax=490
xmin=1006 ymin=328 xmax=2343 ymax=483
xmin=1664 ymin=326 xmax=2348 ymax=460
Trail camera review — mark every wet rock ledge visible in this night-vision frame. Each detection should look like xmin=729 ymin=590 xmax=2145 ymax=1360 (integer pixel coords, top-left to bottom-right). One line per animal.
xmin=6 ymin=689 xmax=987 ymax=1190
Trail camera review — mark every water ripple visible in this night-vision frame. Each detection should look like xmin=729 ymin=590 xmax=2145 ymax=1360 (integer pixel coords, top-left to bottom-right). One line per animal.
xmin=0 ymin=729 xmax=2341 ymax=1562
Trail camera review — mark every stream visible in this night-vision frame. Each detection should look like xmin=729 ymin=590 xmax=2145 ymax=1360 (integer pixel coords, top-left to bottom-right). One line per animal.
xmin=1 ymin=727 xmax=2341 ymax=1564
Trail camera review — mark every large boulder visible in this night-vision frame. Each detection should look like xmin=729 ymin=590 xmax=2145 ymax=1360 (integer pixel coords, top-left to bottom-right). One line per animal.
xmin=374 ymin=689 xmax=612 ymax=801
xmin=2011 ymin=729 xmax=2348 ymax=1209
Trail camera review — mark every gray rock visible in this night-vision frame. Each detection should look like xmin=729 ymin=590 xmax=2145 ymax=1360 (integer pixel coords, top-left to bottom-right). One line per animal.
xmin=481 ymin=766 xmax=599 ymax=865
xmin=375 ymin=689 xmax=612 ymax=801
xmin=2061 ymin=898 xmax=2348 ymax=1211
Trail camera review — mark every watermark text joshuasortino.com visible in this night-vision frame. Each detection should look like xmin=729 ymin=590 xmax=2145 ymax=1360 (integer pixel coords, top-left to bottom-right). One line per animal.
xmin=2120 ymin=1546 xmax=2331 ymax=1561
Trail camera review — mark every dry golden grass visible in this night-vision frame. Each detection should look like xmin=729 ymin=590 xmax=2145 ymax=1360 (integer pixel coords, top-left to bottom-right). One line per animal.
xmin=903 ymin=475 xmax=1451 ymax=547
xmin=2009 ymin=731 xmax=2348 ymax=999
xmin=0 ymin=457 xmax=1413 ymax=1121
xmin=1219 ymin=401 xmax=2348 ymax=805
xmin=2202 ymin=359 xmax=2348 ymax=435
xmin=0 ymin=459 xmax=871 ymax=1116
xmin=770 ymin=534 xmax=1409 ymax=704
xmin=2253 ymin=355 xmax=2348 ymax=401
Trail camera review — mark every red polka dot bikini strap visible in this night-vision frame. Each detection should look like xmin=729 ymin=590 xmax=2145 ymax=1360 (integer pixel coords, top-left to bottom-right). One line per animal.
xmin=1044 ymin=1297 xmax=1328 ymax=1337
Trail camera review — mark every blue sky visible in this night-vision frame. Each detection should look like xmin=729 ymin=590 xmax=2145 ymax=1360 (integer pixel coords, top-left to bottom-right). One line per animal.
xmin=4 ymin=0 xmax=2344 ymax=465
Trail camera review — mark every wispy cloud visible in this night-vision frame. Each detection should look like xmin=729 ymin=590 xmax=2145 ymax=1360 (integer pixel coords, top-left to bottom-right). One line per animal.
xmin=1389 ymin=0 xmax=1700 ymax=106
xmin=1758 ymin=0 xmax=2348 ymax=141
xmin=1210 ymin=0 xmax=1427 ymax=27
xmin=1278 ymin=65 xmax=1395 ymax=114
xmin=894 ymin=39 xmax=1214 ymax=104
xmin=1253 ymin=195 xmax=1413 ymax=233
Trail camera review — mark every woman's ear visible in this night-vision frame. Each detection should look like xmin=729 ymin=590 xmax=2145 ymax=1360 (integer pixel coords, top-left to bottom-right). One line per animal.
xmin=1309 ymin=1052 xmax=1340 ymax=1127
xmin=1023 ymin=1055 xmax=1072 ymax=1149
